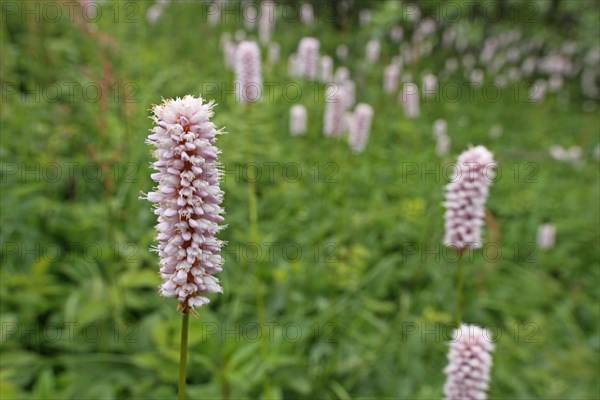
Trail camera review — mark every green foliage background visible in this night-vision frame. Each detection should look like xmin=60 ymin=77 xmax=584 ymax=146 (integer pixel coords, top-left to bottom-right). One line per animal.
xmin=1 ymin=0 xmax=599 ymax=398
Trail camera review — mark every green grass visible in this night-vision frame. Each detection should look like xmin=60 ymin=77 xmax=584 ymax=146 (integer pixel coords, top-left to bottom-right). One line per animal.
xmin=1 ymin=0 xmax=599 ymax=399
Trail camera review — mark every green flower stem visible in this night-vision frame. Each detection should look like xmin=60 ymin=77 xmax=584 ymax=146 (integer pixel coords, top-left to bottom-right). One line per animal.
xmin=454 ymin=251 xmax=464 ymax=325
xmin=178 ymin=312 xmax=190 ymax=400
xmin=245 ymin=105 xmax=271 ymax=398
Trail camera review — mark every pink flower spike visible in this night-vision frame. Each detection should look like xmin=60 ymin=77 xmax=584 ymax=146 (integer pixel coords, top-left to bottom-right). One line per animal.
xmin=444 ymin=324 xmax=495 ymax=400
xmin=348 ymin=103 xmax=374 ymax=154
xmin=443 ymin=146 xmax=496 ymax=251
xmin=323 ymin=84 xmax=346 ymax=137
xmin=289 ymin=105 xmax=307 ymax=136
xmin=258 ymin=1 xmax=275 ymax=45
xmin=365 ymin=39 xmax=380 ymax=63
xmin=235 ymin=41 xmax=262 ymax=104
xmin=145 ymin=95 xmax=225 ymax=312
xmin=301 ymin=3 xmax=314 ymax=25
xmin=399 ymin=83 xmax=420 ymax=119
xmin=384 ymin=64 xmax=400 ymax=94
xmin=297 ymin=37 xmax=320 ymax=80
xmin=537 ymin=223 xmax=556 ymax=250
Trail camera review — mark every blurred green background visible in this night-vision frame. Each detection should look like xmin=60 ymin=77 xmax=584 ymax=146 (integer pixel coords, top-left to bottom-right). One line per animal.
xmin=1 ymin=0 xmax=599 ymax=398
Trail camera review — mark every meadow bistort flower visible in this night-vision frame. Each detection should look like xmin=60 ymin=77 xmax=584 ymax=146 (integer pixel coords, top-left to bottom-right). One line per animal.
xmin=443 ymin=145 xmax=496 ymax=251
xmin=259 ymin=1 xmax=275 ymax=44
xmin=433 ymin=119 xmax=450 ymax=157
xmin=469 ymin=69 xmax=484 ymax=86
xmin=144 ymin=95 xmax=225 ymax=312
xmin=297 ymin=37 xmax=320 ymax=80
xmin=444 ymin=324 xmax=494 ymax=400
xmin=289 ymin=105 xmax=307 ymax=136
xmin=400 ymin=83 xmax=420 ymax=119
xmin=343 ymin=80 xmax=356 ymax=109
xmin=433 ymin=119 xmax=447 ymax=139
xmin=319 ymin=55 xmax=334 ymax=83
xmin=537 ymin=223 xmax=556 ymax=250
xmin=288 ymin=53 xmax=299 ymax=78
xmin=336 ymin=44 xmax=348 ymax=60
xmin=529 ymin=79 xmax=547 ymax=102
xmin=335 ymin=66 xmax=350 ymax=83
xmin=235 ymin=41 xmax=262 ymax=104
xmin=268 ymin=42 xmax=280 ymax=64
xmin=436 ymin=132 xmax=451 ymax=157
xmin=422 ymin=73 xmax=438 ymax=99
xmin=323 ymin=85 xmax=346 ymax=137
xmin=146 ymin=4 xmax=163 ymax=24
xmin=300 ymin=3 xmax=314 ymax=25
xmin=222 ymin=39 xmax=237 ymax=70
xmin=359 ymin=9 xmax=371 ymax=27
xmin=365 ymin=39 xmax=380 ymax=63
xmin=384 ymin=64 xmax=400 ymax=94
xmin=348 ymin=103 xmax=374 ymax=153
xmin=389 ymin=25 xmax=403 ymax=43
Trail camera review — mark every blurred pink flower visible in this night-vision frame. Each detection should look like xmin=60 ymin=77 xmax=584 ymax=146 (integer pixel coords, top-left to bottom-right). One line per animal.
xmin=443 ymin=146 xmax=496 ymax=251
xmin=422 ymin=73 xmax=438 ymax=99
xmin=433 ymin=119 xmax=450 ymax=157
xmin=342 ymin=80 xmax=356 ymax=109
xmin=288 ymin=53 xmax=299 ymax=78
xmin=389 ymin=26 xmax=403 ymax=43
xmin=359 ymin=9 xmax=371 ymax=27
xmin=336 ymin=44 xmax=349 ymax=61
xmin=334 ymin=66 xmax=350 ymax=83
xmin=323 ymin=85 xmax=346 ymax=137
xmin=444 ymin=324 xmax=494 ymax=400
xmin=259 ymin=1 xmax=275 ymax=44
xmin=235 ymin=41 xmax=262 ymax=104
xmin=384 ymin=64 xmax=400 ymax=94
xmin=301 ymin=3 xmax=314 ymax=25
xmin=348 ymin=103 xmax=374 ymax=153
xmin=529 ymin=79 xmax=547 ymax=103
xmin=268 ymin=42 xmax=280 ymax=64
xmin=537 ymin=223 xmax=556 ymax=250
xmin=319 ymin=56 xmax=334 ymax=83
xmin=365 ymin=39 xmax=380 ymax=63
xmin=289 ymin=105 xmax=307 ymax=136
xmin=399 ymin=83 xmax=420 ymax=119
xmin=297 ymin=37 xmax=320 ymax=80
xmin=222 ymin=40 xmax=237 ymax=70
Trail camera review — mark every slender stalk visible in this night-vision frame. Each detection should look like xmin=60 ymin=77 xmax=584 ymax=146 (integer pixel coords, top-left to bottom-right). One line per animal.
xmin=178 ymin=312 xmax=190 ymax=400
xmin=245 ymin=105 xmax=271 ymax=397
xmin=220 ymin=370 xmax=231 ymax=400
xmin=454 ymin=251 xmax=464 ymax=325
xmin=246 ymin=104 xmax=259 ymax=242
xmin=248 ymin=166 xmax=259 ymax=240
